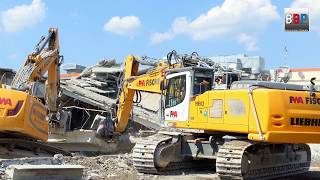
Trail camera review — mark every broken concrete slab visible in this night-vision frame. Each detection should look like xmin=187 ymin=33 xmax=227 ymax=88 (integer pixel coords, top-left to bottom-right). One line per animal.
xmin=61 ymin=82 xmax=115 ymax=109
xmin=6 ymin=164 xmax=84 ymax=180
xmin=48 ymin=130 xmax=133 ymax=153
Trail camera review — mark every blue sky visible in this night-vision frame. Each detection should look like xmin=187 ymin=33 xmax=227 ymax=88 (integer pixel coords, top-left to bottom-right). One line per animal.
xmin=0 ymin=0 xmax=319 ymax=70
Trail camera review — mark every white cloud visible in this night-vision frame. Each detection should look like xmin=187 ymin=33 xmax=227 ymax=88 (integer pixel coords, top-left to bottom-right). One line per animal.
xmin=238 ymin=33 xmax=258 ymax=51
xmin=150 ymin=32 xmax=175 ymax=44
xmin=150 ymin=0 xmax=279 ymax=51
xmin=104 ymin=16 xmax=141 ymax=37
xmin=1 ymin=0 xmax=46 ymax=32
xmin=291 ymin=0 xmax=320 ymax=32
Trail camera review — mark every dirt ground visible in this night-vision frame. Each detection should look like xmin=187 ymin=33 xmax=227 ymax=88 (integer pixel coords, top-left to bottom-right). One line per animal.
xmin=58 ymin=152 xmax=320 ymax=180
xmin=52 ymin=144 xmax=320 ymax=179
xmin=2 ymin=143 xmax=319 ymax=179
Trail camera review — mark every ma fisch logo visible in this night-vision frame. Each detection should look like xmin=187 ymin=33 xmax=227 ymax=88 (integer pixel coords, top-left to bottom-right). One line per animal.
xmin=0 ymin=98 xmax=12 ymax=106
xmin=289 ymin=96 xmax=320 ymax=105
xmin=289 ymin=96 xmax=320 ymax=127
xmin=138 ymin=78 xmax=160 ymax=86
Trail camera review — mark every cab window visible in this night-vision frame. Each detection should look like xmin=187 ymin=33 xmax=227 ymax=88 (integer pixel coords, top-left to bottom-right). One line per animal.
xmin=165 ymin=75 xmax=186 ymax=108
xmin=193 ymin=76 xmax=212 ymax=95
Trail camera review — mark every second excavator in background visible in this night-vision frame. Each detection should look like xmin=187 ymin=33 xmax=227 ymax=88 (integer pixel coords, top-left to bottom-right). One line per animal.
xmin=0 ymin=28 xmax=69 ymax=157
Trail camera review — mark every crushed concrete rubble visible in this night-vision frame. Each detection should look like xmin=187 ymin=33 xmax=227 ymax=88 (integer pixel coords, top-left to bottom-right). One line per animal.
xmin=1 ymin=151 xmax=319 ymax=180
xmin=59 ymin=59 xmax=161 ymax=134
xmin=0 ymin=154 xmax=139 ymax=180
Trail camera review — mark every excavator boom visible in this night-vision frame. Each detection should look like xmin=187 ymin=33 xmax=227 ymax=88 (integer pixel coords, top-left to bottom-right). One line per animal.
xmin=11 ymin=28 xmax=61 ymax=113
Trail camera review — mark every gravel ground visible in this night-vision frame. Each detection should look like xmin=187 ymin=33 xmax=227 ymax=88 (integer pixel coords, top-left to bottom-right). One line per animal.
xmin=61 ymin=144 xmax=320 ymax=180
xmin=60 ymin=154 xmax=139 ymax=180
xmin=1 ymin=144 xmax=319 ymax=179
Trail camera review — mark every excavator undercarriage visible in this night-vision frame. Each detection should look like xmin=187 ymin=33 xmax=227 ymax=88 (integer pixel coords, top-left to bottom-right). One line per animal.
xmin=132 ymin=132 xmax=311 ymax=179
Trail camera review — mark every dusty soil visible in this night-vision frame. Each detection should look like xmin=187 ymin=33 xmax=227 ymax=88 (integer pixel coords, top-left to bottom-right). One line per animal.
xmin=1 ymin=152 xmax=319 ymax=180
xmin=54 ymin=143 xmax=320 ymax=179
xmin=59 ymin=151 xmax=320 ymax=180
xmin=60 ymin=154 xmax=138 ymax=180
xmin=1 ymin=144 xmax=320 ymax=179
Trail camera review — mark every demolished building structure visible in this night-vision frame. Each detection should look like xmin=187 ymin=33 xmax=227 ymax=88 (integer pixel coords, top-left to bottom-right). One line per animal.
xmin=48 ymin=59 xmax=161 ymax=153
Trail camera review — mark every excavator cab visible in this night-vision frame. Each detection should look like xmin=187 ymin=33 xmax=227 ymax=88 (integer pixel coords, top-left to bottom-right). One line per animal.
xmin=164 ymin=67 xmax=213 ymax=122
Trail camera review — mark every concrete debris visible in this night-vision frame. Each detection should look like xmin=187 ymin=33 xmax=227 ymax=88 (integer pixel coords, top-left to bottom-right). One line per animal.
xmin=0 ymin=154 xmax=136 ymax=180
xmin=62 ymin=154 xmax=137 ymax=180
xmin=59 ymin=59 xmax=161 ymax=132
xmin=6 ymin=164 xmax=84 ymax=180
xmin=63 ymin=64 xmax=86 ymax=74
xmin=1 ymin=151 xmax=319 ymax=180
xmin=48 ymin=130 xmax=133 ymax=153
xmin=49 ymin=59 xmax=160 ymax=153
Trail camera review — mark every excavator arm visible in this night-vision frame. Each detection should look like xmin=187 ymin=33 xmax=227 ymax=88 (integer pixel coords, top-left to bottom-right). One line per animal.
xmin=113 ymin=55 xmax=168 ymax=133
xmin=11 ymin=28 xmax=61 ymax=113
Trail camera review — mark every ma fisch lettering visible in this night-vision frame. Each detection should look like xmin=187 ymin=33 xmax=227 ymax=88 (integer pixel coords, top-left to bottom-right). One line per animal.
xmin=289 ymin=96 xmax=320 ymax=105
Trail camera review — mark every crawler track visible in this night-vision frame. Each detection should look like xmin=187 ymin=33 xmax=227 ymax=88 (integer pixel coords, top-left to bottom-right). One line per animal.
xmin=216 ymin=140 xmax=311 ymax=179
xmin=132 ymin=133 xmax=213 ymax=174
xmin=132 ymin=133 xmax=172 ymax=174
xmin=0 ymin=138 xmax=71 ymax=158
xmin=134 ymin=134 xmax=311 ymax=179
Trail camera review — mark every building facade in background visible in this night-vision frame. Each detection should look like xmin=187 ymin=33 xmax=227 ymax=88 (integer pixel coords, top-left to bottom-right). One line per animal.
xmin=271 ymin=67 xmax=320 ymax=85
xmin=210 ymin=54 xmax=266 ymax=80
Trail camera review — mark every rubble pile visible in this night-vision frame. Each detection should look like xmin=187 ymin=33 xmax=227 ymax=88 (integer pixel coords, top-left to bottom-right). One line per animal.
xmin=65 ymin=59 xmax=121 ymax=97
xmin=57 ymin=59 xmax=160 ymax=138
xmin=0 ymin=154 xmax=138 ymax=180
xmin=60 ymin=59 xmax=121 ymax=109
xmin=61 ymin=154 xmax=137 ymax=179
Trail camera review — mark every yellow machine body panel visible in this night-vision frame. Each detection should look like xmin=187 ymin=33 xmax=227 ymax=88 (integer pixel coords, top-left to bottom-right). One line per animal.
xmin=0 ymin=88 xmax=48 ymax=141
xmin=167 ymin=89 xmax=320 ymax=144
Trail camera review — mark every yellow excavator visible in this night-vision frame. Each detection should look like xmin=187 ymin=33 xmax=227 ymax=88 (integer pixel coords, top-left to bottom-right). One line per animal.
xmin=109 ymin=51 xmax=320 ymax=179
xmin=0 ymin=28 xmax=68 ymax=156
